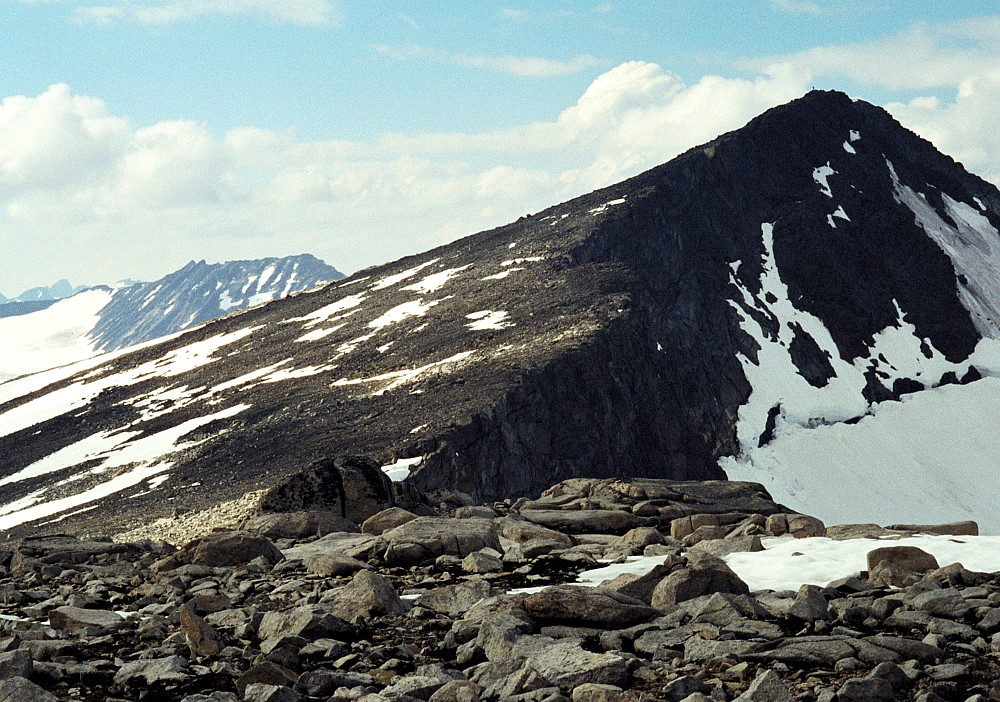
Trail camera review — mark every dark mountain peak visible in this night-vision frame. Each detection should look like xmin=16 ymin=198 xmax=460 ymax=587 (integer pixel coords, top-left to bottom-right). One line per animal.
xmin=1 ymin=95 xmax=998 ymax=537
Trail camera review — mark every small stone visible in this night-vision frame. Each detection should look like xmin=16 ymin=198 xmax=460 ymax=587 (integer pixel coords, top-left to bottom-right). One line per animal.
xmin=788 ymin=584 xmax=830 ymax=622
xmin=837 ymin=676 xmax=893 ymax=702
xmin=925 ymin=663 xmax=969 ymax=681
xmin=462 ymin=551 xmax=503 ymax=574
xmin=243 ymin=683 xmax=303 ymax=702
xmin=571 ymin=682 xmax=624 ymax=702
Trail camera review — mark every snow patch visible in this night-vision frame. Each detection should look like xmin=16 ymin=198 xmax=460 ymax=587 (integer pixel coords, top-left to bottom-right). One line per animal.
xmin=0 ymin=289 xmax=112 ymax=383
xmin=368 ymin=299 xmax=443 ymax=329
xmin=292 ymin=294 xmax=365 ymax=328
xmin=381 ymin=456 xmax=422 ymax=482
xmin=501 ymin=257 xmax=543 ymax=267
xmin=727 ymin=535 xmax=1000 ymax=592
xmin=0 ymin=327 xmax=257 ymax=441
xmin=723 ymin=378 xmax=1000 ymax=533
xmin=332 ymin=351 xmax=474 ymax=396
xmin=888 ymin=158 xmax=1000 ymax=338
xmin=481 ymin=268 xmax=523 ymax=281
xmin=0 ymin=404 xmax=249 ymax=530
xmin=466 ymin=310 xmax=512 ymax=331
xmin=295 ymin=323 xmax=349 ymax=343
xmin=371 ymin=260 xmax=440 ymax=291
xmin=401 ymin=265 xmax=471 ymax=294
xmin=589 ymin=197 xmax=626 ymax=215
xmin=727 ymin=223 xmax=869 ymax=453
xmin=812 ymin=164 xmax=835 ymax=198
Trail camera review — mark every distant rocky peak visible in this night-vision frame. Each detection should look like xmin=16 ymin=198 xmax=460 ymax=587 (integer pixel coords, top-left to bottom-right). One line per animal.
xmin=88 ymin=254 xmax=343 ymax=351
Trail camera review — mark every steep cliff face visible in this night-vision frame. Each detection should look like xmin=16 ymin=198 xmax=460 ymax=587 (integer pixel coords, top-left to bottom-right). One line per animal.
xmin=1 ymin=90 xmax=999 ymax=536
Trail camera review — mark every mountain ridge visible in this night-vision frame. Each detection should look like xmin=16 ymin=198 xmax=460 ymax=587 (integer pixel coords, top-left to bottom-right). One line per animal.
xmin=1 ymin=90 xmax=999 ymax=537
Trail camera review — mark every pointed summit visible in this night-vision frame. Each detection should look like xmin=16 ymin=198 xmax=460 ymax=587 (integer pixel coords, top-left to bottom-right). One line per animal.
xmin=1 ymin=93 xmax=999 ymax=536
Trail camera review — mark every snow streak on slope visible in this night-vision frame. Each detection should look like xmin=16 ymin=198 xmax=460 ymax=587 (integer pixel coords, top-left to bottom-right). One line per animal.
xmin=0 ymin=404 xmax=249 ymax=531
xmin=0 ymin=327 xmax=257 ymax=441
xmin=0 ymin=289 xmax=112 ymax=383
xmin=724 ymin=377 xmax=1000 ymax=534
xmin=888 ymin=159 xmax=1000 ymax=339
xmin=728 ymin=223 xmax=867 ymax=453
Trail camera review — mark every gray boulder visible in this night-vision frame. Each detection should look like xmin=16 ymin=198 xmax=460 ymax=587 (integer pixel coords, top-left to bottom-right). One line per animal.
xmin=523 ymin=639 xmax=628 ymax=692
xmin=379 ymin=517 xmax=501 ymax=565
xmin=49 ymin=606 xmax=125 ymax=632
xmin=244 ymin=511 xmax=356 ymax=539
xmin=519 ymin=510 xmax=640 ymax=535
xmin=322 ymin=569 xmax=409 ymax=620
xmin=362 ymin=507 xmax=420 ymax=535
xmin=258 ymin=456 xmax=393 ymax=524
xmin=0 ymin=677 xmax=59 ymax=702
xmin=187 ymin=530 xmax=284 ymax=567
xmin=114 ymin=655 xmax=190 ymax=687
xmin=305 ymin=553 xmax=370 ymax=577
xmin=257 ymin=606 xmax=350 ymax=641
xmin=650 ymin=551 xmax=749 ymax=607
xmin=734 ymin=670 xmax=793 ymax=701
xmin=0 ymin=650 xmax=32 ymax=681
xmin=522 ymin=586 xmax=661 ymax=629
xmin=243 ymin=683 xmax=303 ymax=702
xmin=416 ymin=578 xmax=496 ymax=617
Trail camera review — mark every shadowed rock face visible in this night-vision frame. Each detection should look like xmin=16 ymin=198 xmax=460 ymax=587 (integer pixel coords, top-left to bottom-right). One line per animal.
xmin=0 ymin=90 xmax=999 ymax=537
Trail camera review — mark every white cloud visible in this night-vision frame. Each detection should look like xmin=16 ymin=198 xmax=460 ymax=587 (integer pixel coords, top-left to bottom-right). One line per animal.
xmin=498 ymin=7 xmax=525 ymax=21
xmin=771 ymin=0 xmax=825 ymax=15
xmin=72 ymin=0 xmax=340 ymax=25
xmin=371 ymin=44 xmax=601 ymax=78
xmin=0 ymin=66 xmax=811 ymax=292
xmin=8 ymin=16 xmax=1000 ymax=295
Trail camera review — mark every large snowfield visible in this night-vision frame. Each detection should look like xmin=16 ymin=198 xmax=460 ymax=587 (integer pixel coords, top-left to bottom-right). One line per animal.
xmin=0 ymin=289 xmax=111 ymax=383
xmin=545 ymin=534 xmax=1000 ymax=594
xmin=723 ymin=377 xmax=1000 ymax=534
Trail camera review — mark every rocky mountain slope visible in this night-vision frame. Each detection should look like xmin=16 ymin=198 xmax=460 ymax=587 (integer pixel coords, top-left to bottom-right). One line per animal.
xmin=1 ymin=90 xmax=999 ymax=537
xmin=0 ymin=477 xmax=995 ymax=702
xmin=0 ymin=255 xmax=342 ymax=382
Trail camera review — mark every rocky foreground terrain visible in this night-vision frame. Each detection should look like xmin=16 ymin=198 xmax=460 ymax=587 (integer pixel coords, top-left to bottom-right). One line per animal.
xmin=0 ymin=472 xmax=993 ymax=702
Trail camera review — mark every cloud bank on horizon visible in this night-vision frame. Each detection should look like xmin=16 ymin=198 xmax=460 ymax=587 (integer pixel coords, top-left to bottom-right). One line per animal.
xmin=2 ymin=5 xmax=1000 ymax=294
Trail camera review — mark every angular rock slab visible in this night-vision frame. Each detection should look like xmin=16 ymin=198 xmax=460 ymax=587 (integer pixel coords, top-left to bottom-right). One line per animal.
xmin=523 ymin=585 xmax=661 ymax=629
xmin=187 ymin=530 xmax=284 ymax=567
xmin=378 ymin=517 xmax=501 ymax=565
xmin=49 ymin=606 xmax=125 ymax=632
xmin=734 ymin=669 xmax=793 ymax=702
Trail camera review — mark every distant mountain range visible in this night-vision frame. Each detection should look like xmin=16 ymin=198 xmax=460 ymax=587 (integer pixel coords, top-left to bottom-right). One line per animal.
xmin=0 ymin=254 xmax=342 ymax=382
xmin=0 ymin=278 xmax=88 ymax=305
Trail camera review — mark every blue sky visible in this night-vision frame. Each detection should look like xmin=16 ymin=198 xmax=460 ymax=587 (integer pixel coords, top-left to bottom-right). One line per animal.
xmin=2 ymin=1 xmax=1000 ymax=294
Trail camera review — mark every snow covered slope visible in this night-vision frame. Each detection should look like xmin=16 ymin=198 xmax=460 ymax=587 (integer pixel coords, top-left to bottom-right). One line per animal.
xmin=0 ymin=255 xmax=341 ymax=382
xmin=1 ymin=90 xmax=1000 ymax=538
xmin=0 ymin=289 xmax=112 ymax=383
